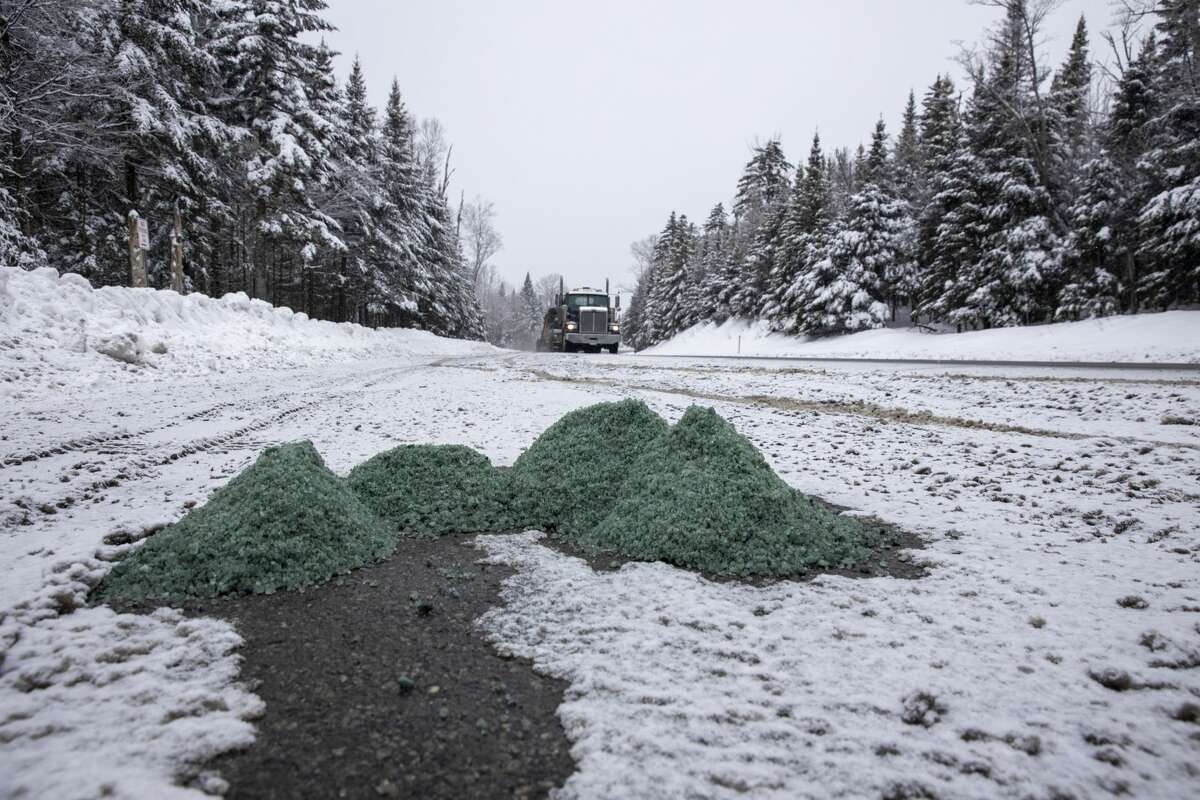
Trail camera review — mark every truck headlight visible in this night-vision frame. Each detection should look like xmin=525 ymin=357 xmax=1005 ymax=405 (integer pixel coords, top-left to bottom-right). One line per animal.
xmin=609 ymin=323 xmax=620 ymax=333
xmin=565 ymin=322 xmax=577 ymax=332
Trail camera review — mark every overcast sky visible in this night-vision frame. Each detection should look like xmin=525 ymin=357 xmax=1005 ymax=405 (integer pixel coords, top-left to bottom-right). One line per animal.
xmin=320 ymin=0 xmax=1117 ymax=293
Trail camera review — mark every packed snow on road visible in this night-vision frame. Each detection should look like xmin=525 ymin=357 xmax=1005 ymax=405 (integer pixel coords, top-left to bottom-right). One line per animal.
xmin=1 ymin=269 xmax=1198 ymax=799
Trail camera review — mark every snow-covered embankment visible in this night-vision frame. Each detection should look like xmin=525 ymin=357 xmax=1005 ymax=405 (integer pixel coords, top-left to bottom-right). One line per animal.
xmin=644 ymin=313 xmax=1200 ymax=363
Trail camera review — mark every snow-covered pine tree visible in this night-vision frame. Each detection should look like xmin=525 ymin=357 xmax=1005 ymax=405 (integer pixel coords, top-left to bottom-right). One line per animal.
xmin=1049 ymin=15 xmax=1094 ymax=199
xmin=322 ymin=56 xmax=404 ymax=324
xmin=519 ymin=272 xmax=541 ymax=337
xmin=955 ymin=1 xmax=1064 ymax=328
xmin=1057 ymin=154 xmax=1122 ymax=319
xmin=212 ymin=0 xmax=343 ymax=303
xmin=894 ymin=90 xmax=925 ymax=210
xmin=862 ymin=119 xmax=917 ymax=319
xmin=377 ymin=79 xmax=434 ymax=323
xmin=684 ymin=203 xmax=728 ymax=325
xmin=1137 ymin=0 xmax=1200 ymax=308
xmin=89 ymin=0 xmax=236 ymax=287
xmin=769 ymin=133 xmax=830 ymax=332
xmin=729 ymin=139 xmax=791 ymax=317
xmin=1104 ymin=34 xmax=1158 ymax=312
xmin=0 ymin=185 xmax=42 ymax=268
xmin=917 ymin=75 xmax=987 ymax=324
xmin=623 ymin=273 xmax=652 ymax=351
xmin=791 ymin=121 xmax=904 ymax=333
xmin=788 ymin=208 xmax=888 ymax=335
xmin=641 ymin=212 xmax=696 ymax=343
xmin=635 ymin=214 xmax=675 ymax=346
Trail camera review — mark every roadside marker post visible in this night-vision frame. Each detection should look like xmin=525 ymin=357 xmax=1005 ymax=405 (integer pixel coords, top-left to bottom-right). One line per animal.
xmin=128 ymin=211 xmax=147 ymax=288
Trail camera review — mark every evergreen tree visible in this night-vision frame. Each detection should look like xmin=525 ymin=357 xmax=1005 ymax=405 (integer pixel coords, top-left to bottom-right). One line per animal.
xmin=918 ymin=75 xmax=986 ymax=323
xmin=1057 ymin=154 xmax=1122 ymax=319
xmin=641 ymin=213 xmax=697 ymax=342
xmin=729 ymin=139 xmax=791 ymax=317
xmin=956 ymin=2 xmax=1064 ymax=328
xmin=1105 ymin=34 xmax=1158 ymax=311
xmin=766 ymin=133 xmax=830 ymax=331
xmin=213 ymin=0 xmax=342 ymax=301
xmin=519 ymin=272 xmax=541 ymax=336
xmin=789 ymin=211 xmax=889 ymax=335
xmin=698 ymin=204 xmax=740 ymax=324
xmin=894 ymin=90 xmax=925 ymax=209
xmin=1050 ymin=15 xmax=1094 ymax=186
xmin=1137 ymin=0 xmax=1200 ymax=308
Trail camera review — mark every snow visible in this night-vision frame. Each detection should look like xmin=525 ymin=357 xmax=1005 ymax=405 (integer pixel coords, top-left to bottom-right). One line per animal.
xmin=0 ymin=266 xmax=494 ymax=395
xmin=3 ymin=279 xmax=1198 ymax=797
xmin=644 ymin=313 xmax=1200 ymax=363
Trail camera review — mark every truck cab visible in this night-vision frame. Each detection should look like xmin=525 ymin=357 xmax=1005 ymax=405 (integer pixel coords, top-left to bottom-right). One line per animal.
xmin=536 ymin=282 xmax=621 ymax=354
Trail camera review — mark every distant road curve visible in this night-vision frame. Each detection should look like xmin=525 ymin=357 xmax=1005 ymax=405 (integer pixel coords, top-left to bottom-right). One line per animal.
xmin=633 ymin=353 xmax=1200 ymax=371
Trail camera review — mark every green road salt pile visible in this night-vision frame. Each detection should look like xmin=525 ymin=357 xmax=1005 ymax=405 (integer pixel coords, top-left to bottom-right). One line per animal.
xmin=96 ymin=441 xmax=396 ymax=601
xmin=347 ymin=444 xmax=514 ymax=535
xmin=97 ymin=404 xmax=877 ymax=603
xmin=580 ymin=406 xmax=873 ymax=577
xmin=508 ymin=399 xmax=669 ymax=534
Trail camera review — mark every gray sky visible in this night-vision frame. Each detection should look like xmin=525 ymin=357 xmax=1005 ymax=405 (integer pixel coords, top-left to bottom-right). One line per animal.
xmin=321 ymin=0 xmax=1118 ymax=292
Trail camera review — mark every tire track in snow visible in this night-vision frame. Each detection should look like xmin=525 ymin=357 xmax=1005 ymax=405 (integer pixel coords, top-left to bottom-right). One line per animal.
xmin=11 ymin=360 xmax=444 ymax=517
xmin=514 ymin=367 xmax=1200 ymax=451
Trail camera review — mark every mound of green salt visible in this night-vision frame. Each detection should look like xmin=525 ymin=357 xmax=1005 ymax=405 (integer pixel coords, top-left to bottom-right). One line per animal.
xmin=96 ymin=441 xmax=395 ymax=601
xmin=507 ymin=399 xmax=669 ymax=534
xmin=346 ymin=444 xmax=514 ymax=535
xmin=580 ymin=406 xmax=871 ymax=577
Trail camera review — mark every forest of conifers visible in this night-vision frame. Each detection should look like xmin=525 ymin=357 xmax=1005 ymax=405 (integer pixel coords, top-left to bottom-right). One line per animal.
xmin=2 ymin=1 xmax=1197 ymax=350
xmin=1 ymin=0 xmax=484 ymax=339
xmin=622 ymin=1 xmax=1199 ymax=351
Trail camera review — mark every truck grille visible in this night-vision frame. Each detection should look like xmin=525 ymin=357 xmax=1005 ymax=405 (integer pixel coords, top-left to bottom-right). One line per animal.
xmin=579 ymin=309 xmax=608 ymax=334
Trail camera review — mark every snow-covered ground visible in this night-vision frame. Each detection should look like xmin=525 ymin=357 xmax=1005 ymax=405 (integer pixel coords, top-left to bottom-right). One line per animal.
xmin=0 ymin=266 xmax=489 ymax=396
xmin=2 ymin=272 xmax=1199 ymax=798
xmin=644 ymin=313 xmax=1200 ymax=364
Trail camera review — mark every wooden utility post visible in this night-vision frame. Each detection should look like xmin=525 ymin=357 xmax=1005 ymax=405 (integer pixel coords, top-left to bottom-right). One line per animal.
xmin=170 ymin=202 xmax=185 ymax=293
xmin=127 ymin=210 xmax=147 ymax=288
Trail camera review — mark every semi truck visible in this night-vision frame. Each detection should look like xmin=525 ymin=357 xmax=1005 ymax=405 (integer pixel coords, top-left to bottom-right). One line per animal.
xmin=535 ymin=279 xmax=621 ymax=354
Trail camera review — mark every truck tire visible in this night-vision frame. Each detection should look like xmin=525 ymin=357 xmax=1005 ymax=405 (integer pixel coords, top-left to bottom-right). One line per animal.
xmin=564 ymin=342 xmax=575 ymax=353
xmin=608 ymin=344 xmax=619 ymax=354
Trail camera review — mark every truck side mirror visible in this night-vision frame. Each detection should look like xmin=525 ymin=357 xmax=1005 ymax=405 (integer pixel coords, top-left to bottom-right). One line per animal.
xmin=616 ymin=296 xmax=621 ymax=310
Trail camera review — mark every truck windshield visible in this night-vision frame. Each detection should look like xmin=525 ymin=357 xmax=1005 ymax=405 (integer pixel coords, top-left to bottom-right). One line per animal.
xmin=566 ymin=294 xmax=609 ymax=308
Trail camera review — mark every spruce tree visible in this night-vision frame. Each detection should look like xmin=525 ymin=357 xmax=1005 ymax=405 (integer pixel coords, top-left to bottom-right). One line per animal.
xmin=956 ymin=2 xmax=1064 ymax=328
xmin=918 ymin=75 xmax=986 ymax=324
xmin=1058 ymin=155 xmax=1122 ymax=319
xmin=789 ymin=211 xmax=888 ymax=335
xmin=894 ymin=90 xmax=925 ymax=209
xmin=1050 ymin=15 xmax=1094 ymax=188
xmin=1105 ymin=35 xmax=1158 ymax=311
xmin=212 ymin=0 xmax=342 ymax=302
xmin=768 ymin=133 xmax=830 ymax=331
xmin=1137 ymin=0 xmax=1200 ymax=308
xmin=520 ymin=272 xmax=541 ymax=335
xmin=730 ymin=140 xmax=791 ymax=317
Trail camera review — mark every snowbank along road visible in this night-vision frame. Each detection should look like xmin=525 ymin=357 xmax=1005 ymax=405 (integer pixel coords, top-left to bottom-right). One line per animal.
xmin=3 ymin=338 xmax=1200 ymax=797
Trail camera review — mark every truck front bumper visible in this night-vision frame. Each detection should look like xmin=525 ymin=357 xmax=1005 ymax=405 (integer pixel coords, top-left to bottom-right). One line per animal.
xmin=564 ymin=332 xmax=619 ymax=347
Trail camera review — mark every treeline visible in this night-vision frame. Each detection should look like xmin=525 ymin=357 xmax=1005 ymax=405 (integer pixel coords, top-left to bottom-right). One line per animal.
xmin=624 ymin=0 xmax=1199 ymax=351
xmin=0 ymin=0 xmax=483 ymax=338
xmin=478 ymin=270 xmax=563 ymax=349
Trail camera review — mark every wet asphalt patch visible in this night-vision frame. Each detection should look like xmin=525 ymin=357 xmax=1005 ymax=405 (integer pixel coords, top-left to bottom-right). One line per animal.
xmin=121 ymin=535 xmax=575 ymax=800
